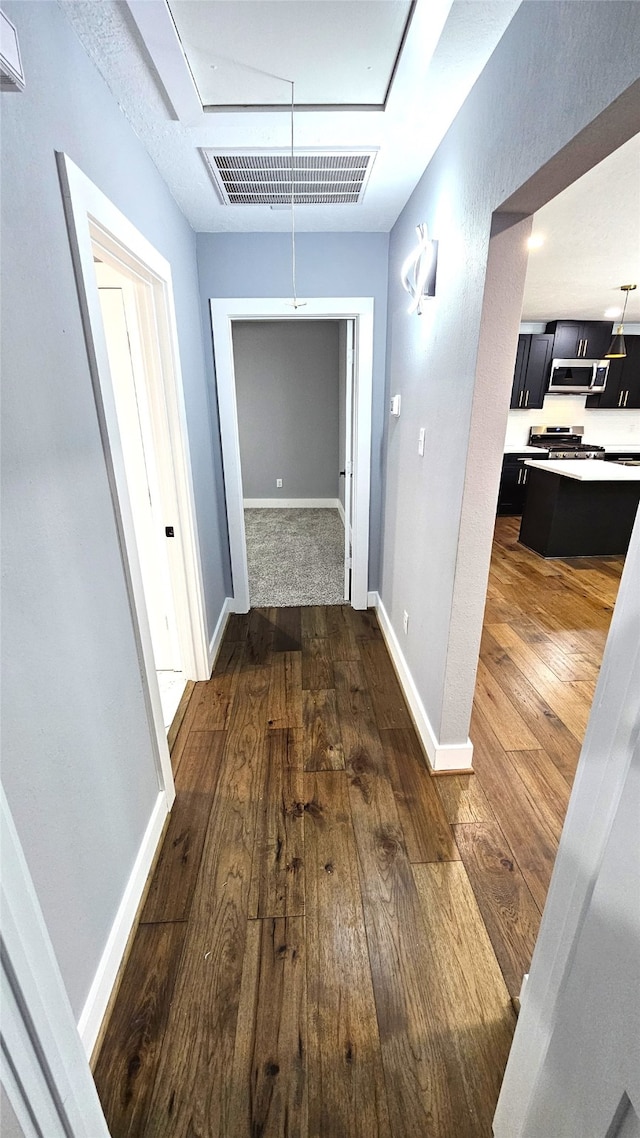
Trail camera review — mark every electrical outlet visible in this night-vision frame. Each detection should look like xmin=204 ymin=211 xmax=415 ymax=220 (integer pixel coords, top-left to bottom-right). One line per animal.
xmin=276 ymin=478 xmax=283 ymax=488
xmin=403 ymin=610 xmax=409 ymax=634
xmin=418 ymin=427 xmax=425 ymax=456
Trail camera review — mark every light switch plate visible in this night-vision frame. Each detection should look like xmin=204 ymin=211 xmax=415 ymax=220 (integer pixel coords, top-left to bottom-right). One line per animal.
xmin=390 ymin=394 xmax=401 ymax=417
xmin=418 ymin=427 xmax=425 ymax=456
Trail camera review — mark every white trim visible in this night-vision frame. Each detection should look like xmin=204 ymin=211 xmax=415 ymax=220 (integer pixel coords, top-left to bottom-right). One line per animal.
xmin=208 ymin=597 xmax=232 ymax=672
xmin=343 ymin=319 xmax=355 ymax=601
xmin=77 ymin=792 xmax=168 ymax=1059
xmin=367 ymin=590 xmax=378 ymax=608
xmin=210 ymin=297 xmax=373 ymax=612
xmin=1 ymin=787 xmax=110 ymax=1135
xmin=58 ymin=153 xmax=175 ymax=803
xmin=370 ymin=593 xmax=474 ymax=772
xmin=243 ymin=497 xmax=340 ymax=510
xmin=337 ymin=498 xmax=346 ymax=526
xmin=125 ymin=0 xmax=203 ymax=124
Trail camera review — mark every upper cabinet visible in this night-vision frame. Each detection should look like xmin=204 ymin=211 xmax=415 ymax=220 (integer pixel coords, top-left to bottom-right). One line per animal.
xmin=510 ymin=333 xmax=554 ymax=409
xmin=586 ymin=336 xmax=640 ymax=409
xmin=510 ymin=323 xmax=638 ymax=411
xmin=545 ymin=320 xmax=612 ymax=361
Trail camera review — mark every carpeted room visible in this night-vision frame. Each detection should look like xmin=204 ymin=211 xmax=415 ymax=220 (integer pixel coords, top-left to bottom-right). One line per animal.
xmin=232 ymin=318 xmax=350 ymax=606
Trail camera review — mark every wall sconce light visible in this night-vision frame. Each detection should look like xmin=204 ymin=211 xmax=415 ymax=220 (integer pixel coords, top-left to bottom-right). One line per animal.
xmin=401 ymin=224 xmax=438 ymax=315
xmin=605 ymin=284 xmax=636 ymax=358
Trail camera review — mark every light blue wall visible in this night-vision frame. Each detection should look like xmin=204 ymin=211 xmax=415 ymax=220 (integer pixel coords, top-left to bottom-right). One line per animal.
xmin=197 ymin=232 xmax=390 ymax=589
xmin=381 ymin=0 xmax=640 ymax=748
xmin=0 ymin=1 xmax=226 ymax=1016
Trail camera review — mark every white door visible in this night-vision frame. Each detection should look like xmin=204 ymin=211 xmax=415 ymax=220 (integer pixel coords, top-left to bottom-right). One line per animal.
xmin=95 ymin=264 xmax=181 ymax=672
xmin=343 ymin=319 xmax=355 ymax=600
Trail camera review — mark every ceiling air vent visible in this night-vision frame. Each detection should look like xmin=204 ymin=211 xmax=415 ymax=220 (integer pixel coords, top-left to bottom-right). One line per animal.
xmin=201 ymin=150 xmax=377 ymax=206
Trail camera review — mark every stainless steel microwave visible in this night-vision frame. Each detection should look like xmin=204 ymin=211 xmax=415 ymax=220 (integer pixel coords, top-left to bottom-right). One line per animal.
xmin=547 ymin=358 xmax=609 ymax=395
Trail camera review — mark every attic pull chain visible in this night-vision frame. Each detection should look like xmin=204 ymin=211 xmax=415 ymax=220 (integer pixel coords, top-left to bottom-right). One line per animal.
xmin=290 ymin=79 xmax=298 ymax=308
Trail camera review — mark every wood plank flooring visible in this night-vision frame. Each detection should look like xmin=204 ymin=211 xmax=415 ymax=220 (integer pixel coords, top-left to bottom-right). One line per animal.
xmin=94 ymin=517 xmax=622 ymax=1137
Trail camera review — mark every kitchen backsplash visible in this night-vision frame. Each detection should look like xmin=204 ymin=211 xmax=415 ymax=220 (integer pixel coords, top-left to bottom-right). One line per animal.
xmin=505 ymin=395 xmax=640 ymax=447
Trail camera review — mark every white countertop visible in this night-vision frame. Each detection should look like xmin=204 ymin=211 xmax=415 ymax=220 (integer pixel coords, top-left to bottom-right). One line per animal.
xmin=504 ymin=445 xmax=549 ymax=455
xmin=524 ymin=458 xmax=640 ymax=482
xmin=597 ymin=444 xmax=640 ymax=454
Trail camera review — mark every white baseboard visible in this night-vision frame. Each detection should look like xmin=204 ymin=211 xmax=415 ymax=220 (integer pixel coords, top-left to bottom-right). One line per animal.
xmin=208 ymin=597 xmax=232 ymax=673
xmin=77 ymin=791 xmax=169 ymax=1058
xmin=336 ymin=498 xmax=346 ymax=526
xmin=243 ymin=497 xmax=340 ymax=510
xmin=370 ymin=593 xmax=474 ymax=773
xmin=367 ymin=590 xmax=378 ymax=608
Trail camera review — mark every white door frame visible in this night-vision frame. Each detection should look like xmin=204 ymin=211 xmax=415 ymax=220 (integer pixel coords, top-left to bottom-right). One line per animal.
xmin=58 ymin=152 xmax=210 ymax=801
xmin=1 ymin=787 xmax=111 ymax=1136
xmin=210 ymin=297 xmax=374 ymax=612
xmin=343 ymin=318 xmax=355 ymax=601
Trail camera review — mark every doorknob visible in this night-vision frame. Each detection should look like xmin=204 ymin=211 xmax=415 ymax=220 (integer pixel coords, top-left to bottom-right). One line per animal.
xmin=339 ymin=471 xmax=346 ymax=477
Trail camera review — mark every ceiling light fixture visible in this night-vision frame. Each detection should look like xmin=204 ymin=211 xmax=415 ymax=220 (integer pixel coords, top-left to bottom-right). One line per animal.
xmin=401 ymin=224 xmax=438 ymax=315
xmin=527 ymin=233 xmax=545 ymax=250
xmin=605 ymin=284 xmax=637 ymax=358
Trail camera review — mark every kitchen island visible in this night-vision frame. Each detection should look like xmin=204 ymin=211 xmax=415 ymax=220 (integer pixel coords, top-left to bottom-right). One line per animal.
xmin=519 ymin=459 xmax=640 ymax=557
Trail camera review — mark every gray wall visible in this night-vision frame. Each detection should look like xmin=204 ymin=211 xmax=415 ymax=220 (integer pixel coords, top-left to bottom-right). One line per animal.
xmin=197 ymin=232 xmax=389 ymax=589
xmin=381 ymin=1 xmax=640 ymax=749
xmin=0 ymin=1 xmax=227 ymax=1017
xmin=1 ymin=1087 xmax=27 ymax=1138
xmin=232 ymin=321 xmax=339 ymax=500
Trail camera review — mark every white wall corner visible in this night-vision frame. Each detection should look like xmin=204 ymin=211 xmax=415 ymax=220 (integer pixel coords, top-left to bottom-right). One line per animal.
xmin=208 ymin=597 xmax=232 ymax=673
xmin=373 ymin=596 xmax=474 ymax=773
xmin=77 ymin=791 xmax=168 ymax=1059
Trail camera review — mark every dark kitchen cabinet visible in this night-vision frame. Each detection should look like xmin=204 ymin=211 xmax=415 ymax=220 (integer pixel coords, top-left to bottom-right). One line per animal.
xmin=510 ymin=333 xmax=554 ymax=409
xmin=546 ymin=320 xmax=611 ymax=361
xmin=498 ymin=453 xmax=539 ymax=515
xmin=586 ymin=336 xmax=640 ymax=409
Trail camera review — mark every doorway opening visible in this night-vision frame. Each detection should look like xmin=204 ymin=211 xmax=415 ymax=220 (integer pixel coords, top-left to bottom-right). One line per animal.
xmin=231 ymin=317 xmax=355 ymax=607
xmin=59 ymin=153 xmax=211 ymax=802
xmin=93 ymin=254 xmax=185 ymax=729
xmin=453 ymin=136 xmax=639 ymax=1105
xmin=210 ymin=297 xmax=373 ymax=612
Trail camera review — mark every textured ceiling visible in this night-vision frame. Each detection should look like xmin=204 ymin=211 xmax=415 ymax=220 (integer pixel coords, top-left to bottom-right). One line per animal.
xmin=59 ymin=0 xmax=521 ymax=232
xmin=522 ymin=132 xmax=640 ymax=323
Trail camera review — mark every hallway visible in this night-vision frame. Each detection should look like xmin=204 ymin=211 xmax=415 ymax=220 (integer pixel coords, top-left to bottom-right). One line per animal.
xmin=92 ymin=525 xmax=622 ymax=1137
xmin=94 ymin=602 xmax=515 ymax=1137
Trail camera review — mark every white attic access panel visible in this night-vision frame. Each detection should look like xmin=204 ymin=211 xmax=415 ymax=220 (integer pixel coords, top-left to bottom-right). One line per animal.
xmin=166 ymin=0 xmax=415 ymax=109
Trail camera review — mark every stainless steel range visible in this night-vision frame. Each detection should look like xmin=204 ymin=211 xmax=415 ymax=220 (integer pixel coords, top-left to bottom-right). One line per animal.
xmin=528 ymin=425 xmax=605 ymax=460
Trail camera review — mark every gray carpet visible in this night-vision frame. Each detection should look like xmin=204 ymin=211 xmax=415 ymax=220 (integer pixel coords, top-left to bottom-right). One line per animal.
xmin=244 ymin=508 xmax=345 ymax=607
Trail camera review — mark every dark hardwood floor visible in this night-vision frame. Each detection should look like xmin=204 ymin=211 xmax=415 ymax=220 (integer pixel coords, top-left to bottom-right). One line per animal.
xmin=93 ymin=519 xmax=623 ymax=1137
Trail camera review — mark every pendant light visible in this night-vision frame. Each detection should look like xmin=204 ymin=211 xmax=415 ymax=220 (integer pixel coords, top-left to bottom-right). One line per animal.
xmin=606 ymin=284 xmax=637 ymax=358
